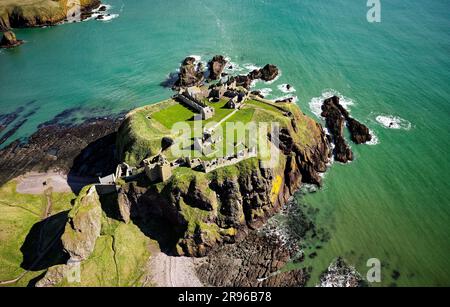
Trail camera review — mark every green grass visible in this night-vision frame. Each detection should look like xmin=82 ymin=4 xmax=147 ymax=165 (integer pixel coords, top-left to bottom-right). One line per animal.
xmin=0 ymin=180 xmax=74 ymax=285
xmin=152 ymin=103 xmax=196 ymax=130
xmin=41 ymin=188 xmax=152 ymax=287
xmin=55 ymin=222 xmax=151 ymax=287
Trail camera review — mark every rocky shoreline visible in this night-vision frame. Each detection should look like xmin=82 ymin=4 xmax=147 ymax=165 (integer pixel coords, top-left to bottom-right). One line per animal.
xmin=0 ymin=110 xmax=122 ymax=188
xmin=0 ymin=0 xmax=109 ymax=49
xmin=0 ymin=55 xmax=374 ymax=287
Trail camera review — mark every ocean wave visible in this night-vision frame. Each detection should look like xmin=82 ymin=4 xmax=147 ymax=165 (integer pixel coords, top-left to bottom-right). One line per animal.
xmin=188 ymin=55 xmax=202 ymax=63
xmin=92 ymin=4 xmax=112 ymax=13
xmin=84 ymin=4 xmax=119 ymax=23
xmin=366 ymin=130 xmax=380 ymax=145
xmin=243 ymin=63 xmax=261 ymax=72
xmin=223 ymin=58 xmax=246 ymax=74
xmin=308 ymin=89 xmax=355 ymax=119
xmin=259 ymin=88 xmax=273 ymax=97
xmin=278 ymin=84 xmax=296 ymax=94
xmin=375 ymin=115 xmax=412 ymax=130
xmin=98 ymin=14 xmax=119 ymax=22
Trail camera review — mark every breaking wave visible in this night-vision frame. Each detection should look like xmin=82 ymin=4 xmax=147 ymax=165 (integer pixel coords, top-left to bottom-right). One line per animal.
xmin=278 ymin=84 xmax=296 ymax=93
xmin=308 ymin=89 xmax=355 ymax=119
xmin=375 ymin=115 xmax=412 ymax=130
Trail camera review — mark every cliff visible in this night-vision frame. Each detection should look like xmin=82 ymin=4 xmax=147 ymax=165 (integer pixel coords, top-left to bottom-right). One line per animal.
xmin=0 ymin=0 xmax=101 ymax=30
xmin=116 ymin=97 xmax=331 ymax=257
xmin=36 ymin=185 xmax=152 ymax=287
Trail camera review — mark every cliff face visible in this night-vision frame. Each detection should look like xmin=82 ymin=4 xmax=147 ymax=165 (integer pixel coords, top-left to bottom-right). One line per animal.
xmin=0 ymin=0 xmax=101 ymax=30
xmin=117 ymin=101 xmax=331 ymax=257
xmin=61 ymin=185 xmax=102 ymax=262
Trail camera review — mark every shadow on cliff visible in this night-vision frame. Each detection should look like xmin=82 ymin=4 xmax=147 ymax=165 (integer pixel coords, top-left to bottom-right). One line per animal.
xmin=67 ymin=132 xmax=118 ymax=194
xmin=132 ymin=213 xmax=183 ymax=256
xmin=20 ymin=211 xmax=70 ymax=272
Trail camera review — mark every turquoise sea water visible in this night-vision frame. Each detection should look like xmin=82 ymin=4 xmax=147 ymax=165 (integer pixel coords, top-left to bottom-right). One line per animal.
xmin=1 ymin=0 xmax=449 ymax=286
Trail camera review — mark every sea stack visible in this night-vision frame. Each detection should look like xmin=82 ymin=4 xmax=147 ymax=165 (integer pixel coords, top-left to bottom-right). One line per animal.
xmin=208 ymin=55 xmax=227 ymax=80
xmin=0 ymin=31 xmax=23 ymax=48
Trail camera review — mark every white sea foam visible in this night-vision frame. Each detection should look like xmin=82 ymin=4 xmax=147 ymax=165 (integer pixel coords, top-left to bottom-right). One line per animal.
xmin=98 ymin=14 xmax=119 ymax=22
xmin=375 ymin=115 xmax=411 ymax=130
xmin=92 ymin=4 xmax=112 ymax=13
xmin=259 ymin=88 xmax=273 ymax=97
xmin=308 ymin=89 xmax=355 ymax=119
xmin=277 ymin=84 xmax=296 ymax=94
xmin=366 ymin=130 xmax=380 ymax=146
xmin=243 ymin=63 xmax=261 ymax=72
xmin=188 ymin=55 xmax=202 ymax=64
xmin=223 ymin=57 xmax=245 ymax=74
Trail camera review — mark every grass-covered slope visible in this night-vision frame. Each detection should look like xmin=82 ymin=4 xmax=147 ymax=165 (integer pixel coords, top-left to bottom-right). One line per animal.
xmin=117 ymin=97 xmax=330 ymax=256
xmin=0 ymin=180 xmax=75 ymax=286
xmin=36 ymin=186 xmax=153 ymax=287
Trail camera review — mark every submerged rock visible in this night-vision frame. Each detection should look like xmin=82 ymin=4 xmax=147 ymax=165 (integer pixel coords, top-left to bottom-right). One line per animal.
xmin=318 ymin=257 xmax=366 ymax=287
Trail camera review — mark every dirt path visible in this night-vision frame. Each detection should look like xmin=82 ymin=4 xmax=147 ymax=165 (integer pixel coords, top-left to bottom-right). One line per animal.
xmin=15 ymin=171 xmax=95 ymax=194
xmin=149 ymin=252 xmax=203 ymax=287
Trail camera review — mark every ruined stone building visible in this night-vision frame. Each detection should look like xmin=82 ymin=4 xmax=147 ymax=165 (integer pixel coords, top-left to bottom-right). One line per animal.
xmin=175 ymin=87 xmax=215 ymax=120
xmin=144 ymin=155 xmax=173 ymax=183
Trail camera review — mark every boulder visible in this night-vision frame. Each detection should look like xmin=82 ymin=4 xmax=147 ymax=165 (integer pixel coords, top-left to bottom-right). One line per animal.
xmin=0 ymin=31 xmax=23 ymax=48
xmin=259 ymin=64 xmax=279 ymax=81
xmin=208 ymin=55 xmax=227 ymax=80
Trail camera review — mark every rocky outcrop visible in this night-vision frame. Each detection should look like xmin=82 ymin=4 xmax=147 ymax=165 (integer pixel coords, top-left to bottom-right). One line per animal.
xmin=347 ymin=118 xmax=372 ymax=144
xmin=321 ymin=96 xmax=372 ymax=163
xmin=321 ymin=96 xmax=354 ymax=163
xmin=259 ymin=64 xmax=279 ymax=81
xmin=61 ymin=186 xmax=102 ymax=262
xmin=250 ymin=90 xmax=265 ymax=99
xmin=196 ymin=232 xmax=309 ymax=287
xmin=318 ymin=257 xmax=366 ymax=287
xmin=0 ymin=110 xmax=121 ymax=187
xmin=208 ymin=55 xmax=227 ymax=80
xmin=275 ymin=97 xmax=294 ymax=103
xmin=117 ymin=102 xmax=331 ymax=257
xmin=117 ymin=188 xmax=132 ymax=224
xmin=228 ymin=64 xmax=280 ymax=89
xmin=0 ymin=31 xmax=23 ymax=48
xmin=174 ymin=57 xmax=205 ymax=89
